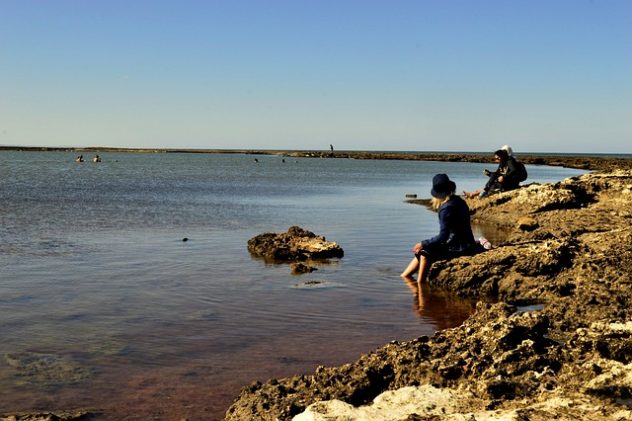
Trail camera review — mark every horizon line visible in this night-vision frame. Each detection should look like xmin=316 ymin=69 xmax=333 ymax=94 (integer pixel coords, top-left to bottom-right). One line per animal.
xmin=1 ymin=145 xmax=629 ymax=157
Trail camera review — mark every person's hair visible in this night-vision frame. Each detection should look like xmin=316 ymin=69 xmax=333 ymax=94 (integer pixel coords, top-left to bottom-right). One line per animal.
xmin=501 ymin=144 xmax=513 ymax=156
xmin=431 ymin=194 xmax=451 ymax=211
xmin=494 ymin=149 xmax=508 ymax=161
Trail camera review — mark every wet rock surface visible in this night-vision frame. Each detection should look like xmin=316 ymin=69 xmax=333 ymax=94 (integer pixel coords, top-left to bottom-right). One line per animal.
xmin=225 ymin=168 xmax=632 ymax=420
xmin=290 ymin=263 xmax=317 ymax=275
xmin=247 ymin=226 xmax=344 ymax=262
xmin=0 ymin=412 xmax=91 ymax=421
xmin=4 ymin=352 xmax=92 ymax=386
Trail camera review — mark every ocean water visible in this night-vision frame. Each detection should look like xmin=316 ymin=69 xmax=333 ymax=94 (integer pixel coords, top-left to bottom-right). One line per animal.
xmin=0 ymin=151 xmax=585 ymax=420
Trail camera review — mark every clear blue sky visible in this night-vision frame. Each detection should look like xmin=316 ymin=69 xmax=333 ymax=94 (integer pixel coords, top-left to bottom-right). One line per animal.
xmin=1 ymin=0 xmax=631 ymax=153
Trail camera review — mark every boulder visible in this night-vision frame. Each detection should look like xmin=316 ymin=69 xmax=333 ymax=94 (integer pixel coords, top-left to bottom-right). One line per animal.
xmin=247 ymin=226 xmax=344 ymax=262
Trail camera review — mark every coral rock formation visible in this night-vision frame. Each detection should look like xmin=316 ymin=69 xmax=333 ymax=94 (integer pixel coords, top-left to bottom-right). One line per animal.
xmin=247 ymin=226 xmax=344 ymax=262
xmin=226 ymin=170 xmax=632 ymax=420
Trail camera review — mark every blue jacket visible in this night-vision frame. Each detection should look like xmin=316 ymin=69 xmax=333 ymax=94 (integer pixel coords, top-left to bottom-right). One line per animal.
xmin=422 ymin=195 xmax=475 ymax=252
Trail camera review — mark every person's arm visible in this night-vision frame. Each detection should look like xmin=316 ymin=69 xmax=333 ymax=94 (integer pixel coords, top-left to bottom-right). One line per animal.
xmin=500 ymin=158 xmax=519 ymax=186
xmin=421 ymin=206 xmax=451 ymax=247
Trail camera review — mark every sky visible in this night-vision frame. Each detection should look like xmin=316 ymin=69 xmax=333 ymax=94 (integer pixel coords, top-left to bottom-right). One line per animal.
xmin=1 ymin=0 xmax=631 ymax=153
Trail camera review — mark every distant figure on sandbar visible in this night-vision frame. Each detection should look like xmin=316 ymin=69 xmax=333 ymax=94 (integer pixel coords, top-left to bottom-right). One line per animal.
xmin=75 ymin=155 xmax=84 ymax=163
xmin=92 ymin=154 xmax=101 ymax=163
xmin=329 ymin=144 xmax=334 ymax=157
xmin=464 ymin=146 xmax=527 ymax=198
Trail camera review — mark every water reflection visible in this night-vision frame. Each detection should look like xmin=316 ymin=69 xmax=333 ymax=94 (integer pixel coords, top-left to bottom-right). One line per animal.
xmin=400 ymin=276 xmax=478 ymax=331
xmin=471 ymin=222 xmax=510 ymax=247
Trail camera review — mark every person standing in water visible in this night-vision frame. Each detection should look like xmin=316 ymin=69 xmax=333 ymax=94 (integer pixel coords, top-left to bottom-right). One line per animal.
xmin=401 ymin=174 xmax=478 ymax=285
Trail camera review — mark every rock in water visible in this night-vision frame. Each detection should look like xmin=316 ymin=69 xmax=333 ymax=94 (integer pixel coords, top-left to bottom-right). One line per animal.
xmin=291 ymin=262 xmax=317 ymax=275
xmin=247 ymin=226 xmax=344 ymax=261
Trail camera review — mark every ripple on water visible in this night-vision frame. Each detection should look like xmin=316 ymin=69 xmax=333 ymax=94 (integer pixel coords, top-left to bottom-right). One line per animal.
xmin=291 ymin=279 xmax=344 ymax=289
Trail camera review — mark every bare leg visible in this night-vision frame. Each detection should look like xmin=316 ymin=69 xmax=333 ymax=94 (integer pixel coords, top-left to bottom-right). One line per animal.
xmin=463 ymin=189 xmax=481 ymax=199
xmin=417 ymin=255 xmax=430 ymax=286
xmin=401 ymin=275 xmax=425 ymax=314
xmin=417 ymin=284 xmax=426 ymax=311
xmin=400 ymin=257 xmax=419 ymax=278
xmin=400 ymin=275 xmax=418 ymax=294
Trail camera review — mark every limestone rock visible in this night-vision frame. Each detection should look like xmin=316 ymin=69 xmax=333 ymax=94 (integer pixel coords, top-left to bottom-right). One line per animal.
xmin=247 ymin=226 xmax=344 ymax=262
xmin=517 ymin=216 xmax=539 ymax=231
xmin=292 ymin=384 xmax=631 ymax=421
xmin=293 ymin=385 xmax=479 ymax=421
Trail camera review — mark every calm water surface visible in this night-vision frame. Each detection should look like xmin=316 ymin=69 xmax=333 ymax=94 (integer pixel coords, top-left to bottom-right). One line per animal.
xmin=0 ymin=151 xmax=585 ymax=420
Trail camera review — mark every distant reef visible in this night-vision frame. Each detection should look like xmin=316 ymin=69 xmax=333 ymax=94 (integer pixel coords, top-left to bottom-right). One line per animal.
xmin=1 ymin=146 xmax=630 ymax=172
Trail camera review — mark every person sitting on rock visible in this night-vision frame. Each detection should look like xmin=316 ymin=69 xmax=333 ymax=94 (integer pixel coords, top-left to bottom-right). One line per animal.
xmin=401 ymin=174 xmax=481 ymax=286
xmin=464 ymin=148 xmax=521 ymax=198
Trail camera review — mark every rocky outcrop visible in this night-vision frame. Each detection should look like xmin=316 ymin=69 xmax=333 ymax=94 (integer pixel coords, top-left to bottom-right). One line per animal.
xmin=225 ymin=169 xmax=632 ymax=420
xmin=226 ymin=302 xmax=632 ymax=420
xmin=295 ymin=317 xmax=632 ymax=421
xmin=247 ymin=226 xmax=344 ymax=262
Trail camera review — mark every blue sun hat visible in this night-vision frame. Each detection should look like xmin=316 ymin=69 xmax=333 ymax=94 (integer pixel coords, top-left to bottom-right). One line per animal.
xmin=430 ymin=173 xmax=456 ymax=199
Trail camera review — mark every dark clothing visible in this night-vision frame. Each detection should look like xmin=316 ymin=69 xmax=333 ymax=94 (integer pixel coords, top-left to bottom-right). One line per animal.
xmin=417 ymin=244 xmax=481 ymax=262
xmin=484 ymin=156 xmax=520 ymax=194
xmin=418 ymin=195 xmax=477 ymax=261
xmin=501 ymin=156 xmax=521 ymax=190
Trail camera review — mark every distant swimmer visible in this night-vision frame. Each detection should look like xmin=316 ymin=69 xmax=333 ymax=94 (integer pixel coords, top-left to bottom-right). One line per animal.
xmin=75 ymin=155 xmax=84 ymax=163
xmin=254 ymin=158 xmax=259 ymax=163
xmin=92 ymin=154 xmax=102 ymax=163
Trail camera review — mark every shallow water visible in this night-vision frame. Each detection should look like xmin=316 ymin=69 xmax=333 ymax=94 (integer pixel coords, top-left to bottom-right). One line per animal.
xmin=0 ymin=151 xmax=585 ymax=419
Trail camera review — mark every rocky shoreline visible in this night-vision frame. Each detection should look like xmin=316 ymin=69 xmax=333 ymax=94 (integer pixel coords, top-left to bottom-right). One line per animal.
xmin=225 ymin=166 xmax=632 ymax=420
xmin=2 ymin=154 xmax=630 ymax=421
